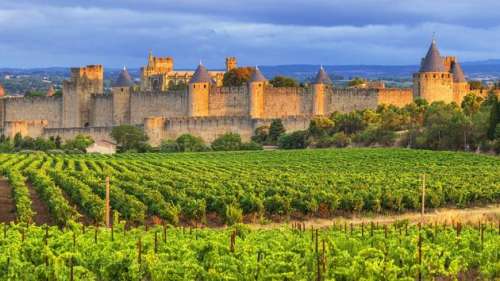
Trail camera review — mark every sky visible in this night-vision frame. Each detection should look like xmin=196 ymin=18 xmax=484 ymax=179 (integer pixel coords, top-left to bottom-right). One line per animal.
xmin=0 ymin=0 xmax=500 ymax=69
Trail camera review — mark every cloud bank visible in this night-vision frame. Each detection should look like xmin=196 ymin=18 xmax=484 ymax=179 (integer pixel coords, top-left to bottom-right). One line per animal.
xmin=0 ymin=0 xmax=499 ymax=68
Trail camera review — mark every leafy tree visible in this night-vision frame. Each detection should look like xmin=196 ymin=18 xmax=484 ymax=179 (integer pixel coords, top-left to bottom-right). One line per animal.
xmin=278 ymin=130 xmax=308 ymax=149
xmin=333 ymin=112 xmax=365 ymax=135
xmin=223 ymin=67 xmax=254 ymax=87
xmin=468 ymin=81 xmax=483 ymax=90
xmin=175 ymin=134 xmax=207 ymax=152
xmin=55 ymin=136 xmax=62 ymax=149
xmin=63 ymin=134 xmax=94 ymax=152
xmin=461 ymin=93 xmax=483 ymax=117
xmin=348 ymin=77 xmax=365 ymax=87
xmin=487 ymin=95 xmax=500 ymax=140
xmin=110 ymin=125 xmax=149 ymax=152
xmin=24 ymin=91 xmax=45 ymax=98
xmin=268 ymin=119 xmax=286 ymax=144
xmin=269 ymin=76 xmax=299 ymax=88
xmin=308 ymin=117 xmax=334 ymax=138
xmin=211 ymin=133 xmax=242 ymax=151
xmin=159 ymin=140 xmax=179 ymax=153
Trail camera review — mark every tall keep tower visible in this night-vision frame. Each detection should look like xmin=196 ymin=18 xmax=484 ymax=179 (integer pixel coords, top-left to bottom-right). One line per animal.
xmin=62 ymin=65 xmax=104 ymax=128
xmin=312 ymin=66 xmax=333 ymax=116
xmin=413 ymin=40 xmax=454 ymax=103
xmin=188 ymin=64 xmax=212 ymax=117
xmin=248 ymin=67 xmax=267 ymax=118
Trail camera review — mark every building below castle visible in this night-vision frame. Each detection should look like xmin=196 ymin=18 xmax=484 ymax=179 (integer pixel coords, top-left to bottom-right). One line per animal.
xmin=0 ymin=40 xmax=488 ymax=146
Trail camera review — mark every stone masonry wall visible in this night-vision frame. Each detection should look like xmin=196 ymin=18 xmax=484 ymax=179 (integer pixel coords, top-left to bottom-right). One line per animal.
xmin=325 ymin=89 xmax=379 ymax=114
xmin=43 ymin=126 xmax=113 ymax=142
xmin=262 ymin=87 xmax=312 ymax=118
xmin=209 ymin=87 xmax=249 ymax=116
xmin=129 ymin=91 xmax=187 ymax=124
xmin=377 ymin=88 xmax=413 ymax=107
xmin=3 ymin=96 xmax=62 ymax=128
xmin=90 ymin=95 xmax=113 ymax=127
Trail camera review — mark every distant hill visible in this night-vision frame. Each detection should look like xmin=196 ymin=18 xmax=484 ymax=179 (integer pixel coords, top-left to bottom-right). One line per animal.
xmin=1 ymin=60 xmax=499 ymax=90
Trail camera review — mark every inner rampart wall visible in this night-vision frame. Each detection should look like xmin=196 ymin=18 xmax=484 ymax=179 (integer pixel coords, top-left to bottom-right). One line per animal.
xmin=3 ymin=96 xmax=62 ymax=128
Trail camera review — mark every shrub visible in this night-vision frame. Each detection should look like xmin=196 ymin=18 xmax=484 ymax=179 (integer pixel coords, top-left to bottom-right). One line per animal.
xmin=331 ymin=132 xmax=351 ymax=148
xmin=278 ymin=130 xmax=308 ymax=149
xmin=176 ymin=134 xmax=207 ymax=152
xmin=251 ymin=126 xmax=269 ymax=144
xmin=355 ymin=127 xmax=396 ymax=146
xmin=63 ymin=134 xmax=94 ymax=153
xmin=239 ymin=141 xmax=263 ymax=151
xmin=111 ymin=125 xmax=148 ymax=152
xmin=160 ymin=140 xmax=179 ymax=153
xmin=211 ymin=133 xmax=242 ymax=151
xmin=268 ymin=119 xmax=286 ymax=144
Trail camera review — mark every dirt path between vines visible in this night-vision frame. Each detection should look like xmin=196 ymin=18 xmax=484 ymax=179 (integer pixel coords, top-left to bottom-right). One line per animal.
xmin=0 ymin=178 xmax=16 ymax=223
xmin=248 ymin=204 xmax=500 ymax=229
xmin=27 ymin=181 xmax=55 ymax=225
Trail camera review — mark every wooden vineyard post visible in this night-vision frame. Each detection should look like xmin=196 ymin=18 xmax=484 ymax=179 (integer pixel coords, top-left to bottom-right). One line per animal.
xmin=3 ymin=224 xmax=7 ymax=239
xmin=163 ymin=223 xmax=167 ymax=243
xmin=111 ymin=224 xmax=114 ymax=242
xmin=315 ymin=229 xmax=321 ymax=281
xmin=421 ymin=174 xmax=426 ymax=224
xmin=230 ymin=230 xmax=236 ymax=253
xmin=105 ymin=176 xmax=110 ymax=228
xmin=154 ymin=231 xmax=158 ymax=254
xmin=44 ymin=226 xmax=49 ymax=267
xmin=418 ymin=230 xmax=422 ymax=281
xmin=69 ymin=256 xmax=74 ymax=281
xmin=94 ymin=226 xmax=98 ymax=244
xmin=138 ymin=237 xmax=142 ymax=265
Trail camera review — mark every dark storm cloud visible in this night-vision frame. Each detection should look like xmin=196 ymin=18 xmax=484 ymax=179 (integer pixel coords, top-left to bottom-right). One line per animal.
xmin=0 ymin=0 xmax=499 ymax=68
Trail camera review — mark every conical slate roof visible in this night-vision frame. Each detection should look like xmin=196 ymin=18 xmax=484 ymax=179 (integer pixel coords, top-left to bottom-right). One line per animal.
xmin=113 ymin=68 xmax=134 ymax=87
xmin=450 ymin=61 xmax=466 ymax=83
xmin=189 ymin=64 xmax=213 ymax=83
xmin=250 ymin=66 xmax=267 ymax=82
xmin=419 ymin=40 xmax=445 ymax=72
xmin=314 ymin=66 xmax=333 ymax=84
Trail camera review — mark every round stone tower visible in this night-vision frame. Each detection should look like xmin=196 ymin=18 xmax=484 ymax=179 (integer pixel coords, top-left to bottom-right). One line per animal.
xmin=312 ymin=66 xmax=333 ymax=116
xmin=188 ymin=64 xmax=212 ymax=117
xmin=111 ymin=67 xmax=135 ymax=125
xmin=248 ymin=66 xmax=267 ymax=119
xmin=413 ymin=39 xmax=454 ymax=103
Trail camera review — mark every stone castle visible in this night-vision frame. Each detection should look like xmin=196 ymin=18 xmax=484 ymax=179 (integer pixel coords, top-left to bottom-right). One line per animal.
xmin=0 ymin=40 xmax=478 ymax=146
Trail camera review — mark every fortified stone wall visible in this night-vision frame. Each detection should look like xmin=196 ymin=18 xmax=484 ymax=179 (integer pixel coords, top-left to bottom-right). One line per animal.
xmin=3 ymin=120 xmax=48 ymax=139
xmin=0 ymin=99 xmax=4 ymax=128
xmin=90 ymin=95 xmax=113 ymax=127
xmin=262 ymin=87 xmax=312 ymax=118
xmin=43 ymin=126 xmax=113 ymax=142
xmin=325 ymin=89 xmax=379 ymax=113
xmin=3 ymin=97 xmax=62 ymax=128
xmin=161 ymin=116 xmax=254 ymax=144
xmin=209 ymin=87 xmax=249 ymax=116
xmin=377 ymin=88 xmax=413 ymax=107
xmin=129 ymin=91 xmax=187 ymax=124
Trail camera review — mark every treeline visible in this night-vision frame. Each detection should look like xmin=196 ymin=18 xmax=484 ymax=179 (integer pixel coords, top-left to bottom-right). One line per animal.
xmin=264 ymin=93 xmax=500 ymax=154
xmin=0 ymin=133 xmax=94 ymax=153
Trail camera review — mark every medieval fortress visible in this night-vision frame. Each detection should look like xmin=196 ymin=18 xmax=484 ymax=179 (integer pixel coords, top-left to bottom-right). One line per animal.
xmin=0 ymin=40 xmax=477 ymax=145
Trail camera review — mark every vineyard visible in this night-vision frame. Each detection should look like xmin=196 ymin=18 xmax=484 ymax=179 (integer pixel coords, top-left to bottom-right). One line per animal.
xmin=0 ymin=148 xmax=499 ymax=226
xmin=0 ymin=148 xmax=498 ymax=280
xmin=0 ymin=222 xmax=498 ymax=280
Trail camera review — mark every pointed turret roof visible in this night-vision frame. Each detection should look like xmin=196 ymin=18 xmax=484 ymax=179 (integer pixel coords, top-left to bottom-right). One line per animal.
xmin=189 ymin=64 xmax=212 ymax=84
xmin=113 ymin=67 xmax=134 ymax=87
xmin=250 ymin=66 xmax=267 ymax=82
xmin=0 ymin=83 xmax=4 ymax=97
xmin=450 ymin=61 xmax=466 ymax=83
xmin=314 ymin=66 xmax=333 ymax=84
xmin=47 ymin=84 xmax=55 ymax=97
xmin=420 ymin=39 xmax=445 ymax=72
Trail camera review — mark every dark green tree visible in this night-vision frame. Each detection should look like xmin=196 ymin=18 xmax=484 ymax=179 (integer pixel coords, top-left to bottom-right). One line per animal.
xmin=268 ymin=119 xmax=285 ymax=144
xmin=110 ymin=125 xmax=149 ymax=152
xmin=175 ymin=134 xmax=207 ymax=152
xmin=487 ymin=95 xmax=500 ymax=140
xmin=269 ymin=76 xmax=299 ymax=88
